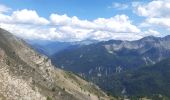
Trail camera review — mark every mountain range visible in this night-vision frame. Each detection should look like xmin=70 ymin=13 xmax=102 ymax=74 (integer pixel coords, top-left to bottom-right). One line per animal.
xmin=2 ymin=27 xmax=170 ymax=99
xmin=42 ymin=35 xmax=170 ymax=99
xmin=27 ymin=39 xmax=99 ymax=57
xmin=50 ymin=35 xmax=170 ymax=74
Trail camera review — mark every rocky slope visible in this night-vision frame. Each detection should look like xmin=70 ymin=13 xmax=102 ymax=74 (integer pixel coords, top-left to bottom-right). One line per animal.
xmin=0 ymin=28 xmax=110 ymax=100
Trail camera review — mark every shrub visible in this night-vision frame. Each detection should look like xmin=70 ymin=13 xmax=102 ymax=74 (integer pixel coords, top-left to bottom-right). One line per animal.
xmin=52 ymin=87 xmax=56 ymax=92
xmin=63 ymin=88 xmax=65 ymax=91
xmin=6 ymin=59 xmax=10 ymax=66
xmin=46 ymin=96 xmax=52 ymax=100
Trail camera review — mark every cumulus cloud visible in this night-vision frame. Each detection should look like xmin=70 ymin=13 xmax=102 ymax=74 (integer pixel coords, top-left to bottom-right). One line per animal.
xmin=134 ymin=0 xmax=170 ymax=18
xmin=12 ymin=9 xmax=49 ymax=25
xmin=134 ymin=0 xmax=170 ymax=29
xmin=49 ymin=14 xmax=142 ymax=41
xmin=0 ymin=4 xmax=162 ymax=42
xmin=0 ymin=4 xmax=11 ymax=13
xmin=50 ymin=14 xmax=140 ymax=33
xmin=50 ymin=14 xmax=96 ymax=29
xmin=145 ymin=17 xmax=170 ymax=28
xmin=93 ymin=15 xmax=140 ymax=33
xmin=143 ymin=29 xmax=160 ymax=36
xmin=0 ymin=9 xmax=49 ymax=25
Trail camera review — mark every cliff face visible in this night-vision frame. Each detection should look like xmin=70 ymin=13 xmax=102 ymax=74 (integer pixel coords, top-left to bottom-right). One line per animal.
xmin=0 ymin=28 xmax=109 ymax=100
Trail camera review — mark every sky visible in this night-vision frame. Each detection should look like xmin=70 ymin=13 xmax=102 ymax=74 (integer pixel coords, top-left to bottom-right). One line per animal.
xmin=0 ymin=0 xmax=170 ymax=42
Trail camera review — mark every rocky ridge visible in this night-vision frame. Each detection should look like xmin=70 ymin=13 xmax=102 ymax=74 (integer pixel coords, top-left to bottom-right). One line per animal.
xmin=0 ymin=28 xmax=110 ymax=100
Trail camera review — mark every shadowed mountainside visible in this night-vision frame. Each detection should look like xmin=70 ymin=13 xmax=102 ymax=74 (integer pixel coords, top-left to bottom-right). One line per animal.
xmin=50 ymin=35 xmax=170 ymax=99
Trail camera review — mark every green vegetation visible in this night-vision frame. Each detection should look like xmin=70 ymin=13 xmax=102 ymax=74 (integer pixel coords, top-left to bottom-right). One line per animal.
xmin=50 ymin=35 xmax=170 ymax=99
xmin=106 ymin=58 xmax=170 ymax=99
xmin=46 ymin=96 xmax=52 ymax=100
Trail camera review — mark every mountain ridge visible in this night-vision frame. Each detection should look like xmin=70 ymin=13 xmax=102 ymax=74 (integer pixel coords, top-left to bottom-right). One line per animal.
xmin=50 ymin=34 xmax=170 ymax=99
xmin=0 ymin=28 xmax=110 ymax=100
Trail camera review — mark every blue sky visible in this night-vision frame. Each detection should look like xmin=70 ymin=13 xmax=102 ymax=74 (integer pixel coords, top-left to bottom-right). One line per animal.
xmin=0 ymin=0 xmax=169 ymax=42
xmin=0 ymin=0 xmax=139 ymax=19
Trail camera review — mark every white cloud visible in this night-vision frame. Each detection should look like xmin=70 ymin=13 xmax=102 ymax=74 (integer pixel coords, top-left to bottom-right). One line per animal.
xmin=0 ymin=6 xmax=160 ymax=42
xmin=145 ymin=17 xmax=170 ymax=28
xmin=0 ymin=13 xmax=11 ymax=23
xmin=93 ymin=15 xmax=140 ymax=33
xmin=50 ymin=14 xmax=96 ymax=29
xmin=0 ymin=4 xmax=11 ymax=13
xmin=48 ymin=13 xmax=142 ymax=41
xmin=12 ymin=9 xmax=49 ymax=25
xmin=50 ymin=14 xmax=71 ymax=26
xmin=0 ymin=9 xmax=49 ymax=25
xmin=135 ymin=0 xmax=170 ymax=18
xmin=50 ymin=14 xmax=140 ymax=33
xmin=134 ymin=0 xmax=170 ymax=29
xmin=143 ymin=29 xmax=160 ymax=36
xmin=0 ymin=23 xmax=70 ymax=41
xmin=108 ymin=3 xmax=129 ymax=10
